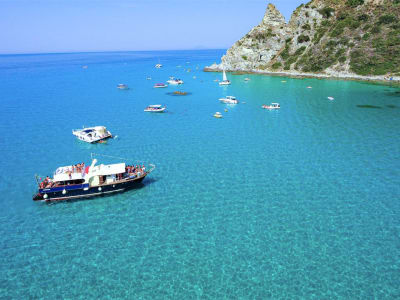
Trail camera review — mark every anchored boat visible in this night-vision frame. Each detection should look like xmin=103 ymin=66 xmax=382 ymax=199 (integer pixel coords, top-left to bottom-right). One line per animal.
xmin=219 ymin=96 xmax=239 ymax=104
xmin=219 ymin=69 xmax=231 ymax=86
xmin=262 ymin=103 xmax=280 ymax=110
xmin=33 ymin=154 xmax=155 ymax=202
xmin=154 ymin=83 xmax=168 ymax=88
xmin=144 ymin=105 xmax=166 ymax=112
xmin=166 ymin=77 xmax=184 ymax=85
xmin=117 ymin=84 xmax=129 ymax=90
xmin=72 ymin=126 xmax=112 ymax=143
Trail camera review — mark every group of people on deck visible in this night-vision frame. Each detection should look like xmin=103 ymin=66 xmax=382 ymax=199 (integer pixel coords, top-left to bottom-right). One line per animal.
xmin=39 ymin=176 xmax=53 ymax=189
xmin=72 ymin=163 xmax=85 ymax=173
xmin=126 ymin=165 xmax=146 ymax=176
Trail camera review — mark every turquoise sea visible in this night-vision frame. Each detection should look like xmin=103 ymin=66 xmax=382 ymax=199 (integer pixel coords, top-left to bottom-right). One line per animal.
xmin=0 ymin=50 xmax=399 ymax=299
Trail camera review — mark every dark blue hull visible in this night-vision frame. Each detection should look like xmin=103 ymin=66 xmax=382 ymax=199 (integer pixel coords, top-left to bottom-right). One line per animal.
xmin=33 ymin=176 xmax=146 ymax=202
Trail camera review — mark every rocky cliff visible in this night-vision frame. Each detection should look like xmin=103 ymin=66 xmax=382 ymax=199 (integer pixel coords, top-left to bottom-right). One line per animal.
xmin=206 ymin=0 xmax=400 ymax=79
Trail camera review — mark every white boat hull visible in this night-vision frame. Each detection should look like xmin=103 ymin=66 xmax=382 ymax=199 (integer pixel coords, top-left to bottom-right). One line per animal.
xmin=219 ymin=99 xmax=238 ymax=104
xmin=144 ymin=108 xmax=166 ymax=112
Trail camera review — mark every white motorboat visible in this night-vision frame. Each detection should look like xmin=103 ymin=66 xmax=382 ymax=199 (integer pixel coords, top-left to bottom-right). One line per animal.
xmin=155 ymin=64 xmax=162 ymax=68
xmin=72 ymin=126 xmax=112 ymax=143
xmin=327 ymin=96 xmax=334 ymax=101
xmin=244 ymin=78 xmax=250 ymax=81
xmin=262 ymin=103 xmax=280 ymax=110
xmin=144 ymin=105 xmax=166 ymax=112
xmin=154 ymin=83 xmax=168 ymax=88
xmin=219 ymin=96 xmax=239 ymax=104
xmin=219 ymin=69 xmax=231 ymax=86
xmin=167 ymin=77 xmax=184 ymax=85
xmin=117 ymin=84 xmax=129 ymax=90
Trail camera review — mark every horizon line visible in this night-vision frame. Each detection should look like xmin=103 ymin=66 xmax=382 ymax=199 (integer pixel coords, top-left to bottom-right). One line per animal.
xmin=0 ymin=48 xmax=227 ymax=56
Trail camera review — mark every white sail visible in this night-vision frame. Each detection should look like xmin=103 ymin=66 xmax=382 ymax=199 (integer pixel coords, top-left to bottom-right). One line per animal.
xmin=222 ymin=70 xmax=227 ymax=81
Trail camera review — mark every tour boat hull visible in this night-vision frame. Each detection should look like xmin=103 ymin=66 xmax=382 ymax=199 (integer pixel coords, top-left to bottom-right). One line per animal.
xmin=33 ymin=175 xmax=146 ymax=202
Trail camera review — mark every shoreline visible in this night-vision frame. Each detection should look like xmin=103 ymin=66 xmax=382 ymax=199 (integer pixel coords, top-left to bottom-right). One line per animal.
xmin=204 ymin=67 xmax=400 ymax=86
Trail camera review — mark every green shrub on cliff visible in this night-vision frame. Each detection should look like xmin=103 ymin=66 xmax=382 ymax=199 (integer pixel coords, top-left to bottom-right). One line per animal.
xmin=298 ymin=34 xmax=310 ymax=43
xmin=346 ymin=0 xmax=364 ymax=7
xmin=319 ymin=7 xmax=335 ymax=19
xmin=272 ymin=62 xmax=282 ymax=69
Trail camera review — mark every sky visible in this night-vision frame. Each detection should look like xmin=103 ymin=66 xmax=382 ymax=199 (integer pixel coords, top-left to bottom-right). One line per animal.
xmin=0 ymin=0 xmax=306 ymax=54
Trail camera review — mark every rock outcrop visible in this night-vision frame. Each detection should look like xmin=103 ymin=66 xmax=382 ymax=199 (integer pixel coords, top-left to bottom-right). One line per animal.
xmin=206 ymin=0 xmax=400 ymax=79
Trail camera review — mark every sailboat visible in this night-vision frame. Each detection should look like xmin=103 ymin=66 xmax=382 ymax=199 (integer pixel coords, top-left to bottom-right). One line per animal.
xmin=219 ymin=69 xmax=231 ymax=85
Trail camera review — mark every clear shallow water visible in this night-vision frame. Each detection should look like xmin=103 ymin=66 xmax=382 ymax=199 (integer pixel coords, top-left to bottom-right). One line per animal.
xmin=0 ymin=50 xmax=399 ymax=299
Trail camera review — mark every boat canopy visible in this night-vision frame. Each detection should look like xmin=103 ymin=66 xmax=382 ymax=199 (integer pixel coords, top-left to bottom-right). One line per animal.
xmin=91 ymin=163 xmax=126 ymax=176
xmin=148 ymin=105 xmax=162 ymax=108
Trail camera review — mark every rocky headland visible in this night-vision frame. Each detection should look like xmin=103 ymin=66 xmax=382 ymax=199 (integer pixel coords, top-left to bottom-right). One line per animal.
xmin=205 ymin=0 xmax=400 ymax=82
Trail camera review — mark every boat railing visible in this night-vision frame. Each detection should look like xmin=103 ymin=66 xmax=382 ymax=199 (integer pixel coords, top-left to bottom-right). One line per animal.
xmin=90 ymin=153 xmax=156 ymax=172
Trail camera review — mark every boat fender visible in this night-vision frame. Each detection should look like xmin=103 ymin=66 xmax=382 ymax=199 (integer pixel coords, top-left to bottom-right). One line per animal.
xmin=62 ymin=189 xmax=67 ymax=195
xmin=43 ymin=194 xmax=48 ymax=199
xmin=98 ymin=187 xmax=102 ymax=191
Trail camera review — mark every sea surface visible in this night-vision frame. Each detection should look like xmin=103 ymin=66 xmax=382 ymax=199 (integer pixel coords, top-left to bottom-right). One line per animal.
xmin=0 ymin=50 xmax=399 ymax=299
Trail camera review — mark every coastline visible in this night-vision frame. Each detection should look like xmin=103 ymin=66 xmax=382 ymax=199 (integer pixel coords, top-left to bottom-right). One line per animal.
xmin=204 ymin=67 xmax=400 ymax=86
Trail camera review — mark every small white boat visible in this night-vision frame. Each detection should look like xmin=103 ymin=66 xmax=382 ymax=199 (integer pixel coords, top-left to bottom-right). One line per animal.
xmin=167 ymin=77 xmax=184 ymax=85
xmin=155 ymin=64 xmax=162 ymax=68
xmin=244 ymin=78 xmax=250 ymax=81
xmin=262 ymin=103 xmax=280 ymax=110
xmin=117 ymin=84 xmax=129 ymax=90
xmin=72 ymin=126 xmax=112 ymax=143
xmin=219 ymin=69 xmax=231 ymax=86
xmin=82 ymin=65 xmax=88 ymax=69
xmin=328 ymin=96 xmax=334 ymax=101
xmin=144 ymin=105 xmax=166 ymax=112
xmin=219 ymin=96 xmax=239 ymax=104
xmin=307 ymin=86 xmax=312 ymax=89
xmin=213 ymin=112 xmax=223 ymax=118
xmin=146 ymin=77 xmax=152 ymax=80
xmin=154 ymin=83 xmax=168 ymax=88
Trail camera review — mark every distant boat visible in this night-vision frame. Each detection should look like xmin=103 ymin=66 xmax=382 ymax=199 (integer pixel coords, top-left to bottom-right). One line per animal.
xmin=82 ymin=65 xmax=88 ymax=69
xmin=213 ymin=112 xmax=223 ymax=118
xmin=117 ymin=84 xmax=129 ymax=90
xmin=219 ymin=69 xmax=231 ymax=85
xmin=173 ymin=91 xmax=187 ymax=95
xmin=146 ymin=77 xmax=152 ymax=80
xmin=144 ymin=105 xmax=166 ymax=112
xmin=328 ymin=96 xmax=334 ymax=101
xmin=72 ymin=126 xmax=112 ymax=144
xmin=155 ymin=64 xmax=162 ymax=68
xmin=167 ymin=77 xmax=184 ymax=85
xmin=244 ymin=78 xmax=250 ymax=81
xmin=219 ymin=96 xmax=239 ymax=104
xmin=262 ymin=103 xmax=280 ymax=110
xmin=154 ymin=83 xmax=168 ymax=88
xmin=307 ymin=86 xmax=312 ymax=89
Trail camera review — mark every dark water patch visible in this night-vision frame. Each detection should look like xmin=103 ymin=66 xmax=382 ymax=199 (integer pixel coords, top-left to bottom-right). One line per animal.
xmin=384 ymin=90 xmax=400 ymax=98
xmin=166 ymin=92 xmax=192 ymax=96
xmin=386 ymin=105 xmax=397 ymax=108
xmin=356 ymin=105 xmax=382 ymax=109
